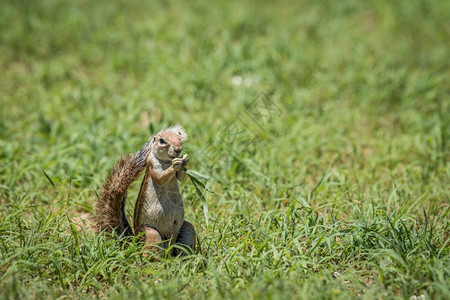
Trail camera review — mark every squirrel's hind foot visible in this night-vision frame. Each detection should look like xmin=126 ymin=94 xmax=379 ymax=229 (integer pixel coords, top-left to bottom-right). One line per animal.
xmin=172 ymin=221 xmax=197 ymax=257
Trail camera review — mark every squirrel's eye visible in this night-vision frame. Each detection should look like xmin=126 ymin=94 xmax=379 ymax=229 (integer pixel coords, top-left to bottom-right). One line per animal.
xmin=159 ymin=138 xmax=166 ymax=144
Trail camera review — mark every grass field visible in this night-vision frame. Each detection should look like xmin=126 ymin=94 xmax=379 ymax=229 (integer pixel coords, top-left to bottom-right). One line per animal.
xmin=0 ymin=0 xmax=449 ymax=298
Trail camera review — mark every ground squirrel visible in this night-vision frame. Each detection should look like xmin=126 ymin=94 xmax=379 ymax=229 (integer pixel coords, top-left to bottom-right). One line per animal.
xmin=95 ymin=124 xmax=196 ymax=256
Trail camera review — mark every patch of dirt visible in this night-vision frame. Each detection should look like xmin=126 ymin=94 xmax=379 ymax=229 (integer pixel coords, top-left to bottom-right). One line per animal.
xmin=71 ymin=212 xmax=95 ymax=232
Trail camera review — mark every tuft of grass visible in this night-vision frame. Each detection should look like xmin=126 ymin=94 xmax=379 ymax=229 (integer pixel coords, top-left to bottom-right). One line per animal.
xmin=1 ymin=0 xmax=449 ymax=299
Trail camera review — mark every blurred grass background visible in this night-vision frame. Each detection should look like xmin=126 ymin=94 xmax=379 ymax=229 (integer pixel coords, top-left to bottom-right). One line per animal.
xmin=0 ymin=0 xmax=449 ymax=299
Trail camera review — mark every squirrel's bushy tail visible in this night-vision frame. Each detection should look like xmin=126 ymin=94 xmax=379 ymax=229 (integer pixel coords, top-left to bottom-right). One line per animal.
xmin=95 ymin=141 xmax=151 ymax=237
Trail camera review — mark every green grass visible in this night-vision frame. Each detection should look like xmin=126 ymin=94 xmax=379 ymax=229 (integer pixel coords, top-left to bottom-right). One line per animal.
xmin=0 ymin=0 xmax=449 ymax=298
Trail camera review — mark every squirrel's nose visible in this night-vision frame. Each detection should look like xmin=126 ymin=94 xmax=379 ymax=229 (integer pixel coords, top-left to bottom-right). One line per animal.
xmin=174 ymin=148 xmax=182 ymax=154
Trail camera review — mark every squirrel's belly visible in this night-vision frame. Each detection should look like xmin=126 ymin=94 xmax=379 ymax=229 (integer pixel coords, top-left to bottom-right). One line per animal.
xmin=140 ymin=193 xmax=184 ymax=238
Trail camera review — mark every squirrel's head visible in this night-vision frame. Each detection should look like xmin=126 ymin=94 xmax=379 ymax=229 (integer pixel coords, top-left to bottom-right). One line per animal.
xmin=151 ymin=124 xmax=188 ymax=162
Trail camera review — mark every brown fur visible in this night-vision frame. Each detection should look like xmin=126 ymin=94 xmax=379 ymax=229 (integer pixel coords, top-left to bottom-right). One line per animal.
xmin=95 ymin=140 xmax=151 ymax=237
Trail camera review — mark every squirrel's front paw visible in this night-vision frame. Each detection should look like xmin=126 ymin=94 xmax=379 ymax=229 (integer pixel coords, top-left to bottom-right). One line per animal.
xmin=172 ymin=158 xmax=184 ymax=171
xmin=182 ymin=154 xmax=189 ymax=166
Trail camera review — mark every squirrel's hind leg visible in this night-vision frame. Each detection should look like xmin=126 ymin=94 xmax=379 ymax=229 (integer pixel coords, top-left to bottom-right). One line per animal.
xmin=173 ymin=221 xmax=196 ymax=256
xmin=141 ymin=226 xmax=163 ymax=257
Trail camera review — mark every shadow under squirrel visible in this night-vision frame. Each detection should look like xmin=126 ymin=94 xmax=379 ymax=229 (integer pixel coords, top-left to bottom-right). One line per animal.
xmin=95 ymin=124 xmax=196 ymax=256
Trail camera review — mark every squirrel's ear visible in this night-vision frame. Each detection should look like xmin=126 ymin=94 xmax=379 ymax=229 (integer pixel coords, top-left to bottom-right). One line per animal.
xmin=152 ymin=136 xmax=156 ymax=143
